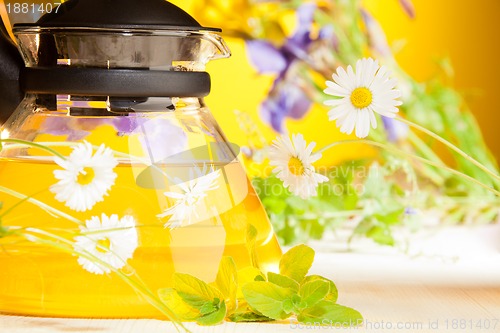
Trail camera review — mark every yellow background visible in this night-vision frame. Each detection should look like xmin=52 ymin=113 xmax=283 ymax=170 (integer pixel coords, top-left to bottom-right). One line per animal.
xmin=173 ymin=0 xmax=500 ymax=163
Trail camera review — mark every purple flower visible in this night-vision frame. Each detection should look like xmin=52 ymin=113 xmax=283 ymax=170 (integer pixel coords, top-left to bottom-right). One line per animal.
xmin=260 ymin=83 xmax=311 ymax=133
xmin=398 ymin=0 xmax=416 ymax=19
xmin=382 ymin=116 xmax=409 ymax=142
xmin=361 ymin=9 xmax=392 ymax=57
xmin=133 ymin=117 xmax=188 ymax=163
xmin=41 ymin=117 xmax=108 ymax=141
xmin=41 ymin=115 xmax=188 ymax=162
xmin=246 ymin=4 xmax=331 ymax=133
xmin=404 ymin=207 xmax=418 ymax=215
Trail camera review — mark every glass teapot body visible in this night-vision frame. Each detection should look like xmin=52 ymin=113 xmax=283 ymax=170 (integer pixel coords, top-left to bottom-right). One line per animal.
xmin=0 ymin=27 xmax=281 ymax=318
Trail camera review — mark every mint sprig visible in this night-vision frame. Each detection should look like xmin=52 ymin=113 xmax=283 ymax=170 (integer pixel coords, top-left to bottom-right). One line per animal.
xmin=158 ymin=245 xmax=362 ymax=326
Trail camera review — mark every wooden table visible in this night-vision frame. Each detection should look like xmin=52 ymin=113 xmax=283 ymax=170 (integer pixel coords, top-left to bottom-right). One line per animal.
xmin=2 ymin=227 xmax=500 ymax=333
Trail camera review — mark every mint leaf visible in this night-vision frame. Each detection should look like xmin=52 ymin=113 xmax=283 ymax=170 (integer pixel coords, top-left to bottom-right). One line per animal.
xmin=301 ymin=275 xmax=338 ymax=303
xmin=374 ymin=208 xmax=404 ymax=226
xmin=298 ymin=301 xmax=363 ymax=327
xmin=237 ymin=266 xmax=266 ymax=299
xmin=246 ymin=224 xmax=260 ymax=268
xmin=173 ymin=273 xmax=223 ymax=310
xmin=215 ymin=257 xmax=238 ymax=312
xmin=279 ymin=245 xmax=315 ymax=282
xmin=299 ymin=279 xmax=330 ymax=308
xmin=229 ymin=310 xmax=273 ymax=322
xmin=197 ymin=299 xmax=226 ymax=326
xmin=199 ymin=300 xmax=218 ymax=315
xmin=242 ymin=281 xmax=296 ymax=320
xmin=158 ymin=288 xmax=200 ymax=321
xmin=268 ymin=272 xmax=299 ymax=292
xmin=282 ymin=298 xmax=295 ymax=313
xmin=367 ymin=225 xmax=395 ymax=246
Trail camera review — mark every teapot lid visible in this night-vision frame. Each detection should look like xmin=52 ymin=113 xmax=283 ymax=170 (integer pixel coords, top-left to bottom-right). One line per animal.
xmin=12 ymin=0 xmax=230 ymax=99
xmin=14 ymin=0 xmax=220 ymax=32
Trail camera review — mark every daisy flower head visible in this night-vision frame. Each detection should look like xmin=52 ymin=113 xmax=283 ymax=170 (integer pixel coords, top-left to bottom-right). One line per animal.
xmin=74 ymin=214 xmax=138 ymax=275
xmin=158 ymin=166 xmax=221 ymax=229
xmin=269 ymin=134 xmax=328 ymax=199
xmin=324 ymin=58 xmax=402 ymax=138
xmin=50 ymin=141 xmax=118 ymax=212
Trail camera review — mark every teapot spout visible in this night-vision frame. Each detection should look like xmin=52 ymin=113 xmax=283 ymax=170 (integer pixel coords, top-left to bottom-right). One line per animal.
xmin=202 ymin=32 xmax=231 ymax=62
xmin=0 ymin=17 xmax=23 ymax=123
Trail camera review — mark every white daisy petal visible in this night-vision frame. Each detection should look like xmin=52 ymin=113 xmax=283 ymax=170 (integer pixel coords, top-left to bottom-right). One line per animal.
xmin=335 ymin=66 xmax=355 ymax=91
xmin=340 ymin=111 xmax=357 ymax=135
xmin=74 ymin=214 xmax=138 ymax=275
xmin=269 ymin=134 xmax=328 ymax=199
xmin=157 ymin=166 xmax=221 ymax=228
xmin=324 ymin=58 xmax=402 ymax=138
xmin=356 ymin=110 xmax=371 ymax=138
xmin=325 ymin=81 xmax=350 ymax=96
xmin=50 ymin=141 xmax=118 ymax=212
xmin=324 ymin=98 xmax=346 ymax=107
xmin=368 ymin=109 xmax=378 ymax=129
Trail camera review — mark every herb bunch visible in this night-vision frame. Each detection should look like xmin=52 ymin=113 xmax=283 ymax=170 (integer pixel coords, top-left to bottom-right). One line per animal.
xmin=158 ymin=245 xmax=362 ymax=326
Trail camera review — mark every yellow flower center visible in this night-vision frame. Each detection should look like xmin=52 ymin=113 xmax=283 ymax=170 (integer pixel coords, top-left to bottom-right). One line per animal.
xmin=96 ymin=238 xmax=111 ymax=253
xmin=350 ymin=87 xmax=373 ymax=109
xmin=288 ymin=157 xmax=305 ymax=176
xmin=77 ymin=167 xmax=95 ymax=185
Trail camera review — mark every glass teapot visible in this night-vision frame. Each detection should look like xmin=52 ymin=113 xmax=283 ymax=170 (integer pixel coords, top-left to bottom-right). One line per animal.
xmin=0 ymin=0 xmax=281 ymax=318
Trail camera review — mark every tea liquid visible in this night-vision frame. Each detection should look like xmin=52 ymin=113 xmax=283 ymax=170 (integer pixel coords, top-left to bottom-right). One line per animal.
xmin=0 ymin=157 xmax=281 ymax=318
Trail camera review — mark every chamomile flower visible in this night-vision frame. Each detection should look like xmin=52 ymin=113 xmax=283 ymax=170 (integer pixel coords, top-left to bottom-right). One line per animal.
xmin=50 ymin=141 xmax=118 ymax=212
xmin=269 ymin=134 xmax=328 ymax=199
xmin=158 ymin=167 xmax=221 ymax=228
xmin=324 ymin=58 xmax=402 ymax=138
xmin=74 ymin=214 xmax=138 ymax=275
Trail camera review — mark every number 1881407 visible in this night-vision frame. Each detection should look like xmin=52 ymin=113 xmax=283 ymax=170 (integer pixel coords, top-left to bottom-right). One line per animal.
xmin=6 ymin=2 xmax=62 ymax=14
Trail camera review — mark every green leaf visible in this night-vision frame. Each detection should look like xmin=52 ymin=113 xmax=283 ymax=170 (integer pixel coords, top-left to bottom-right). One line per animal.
xmin=242 ymin=281 xmax=296 ymax=320
xmin=279 ymin=244 xmax=315 ymax=282
xmin=246 ymin=224 xmax=260 ymax=269
xmin=298 ymin=301 xmax=363 ymax=327
xmin=299 ymin=280 xmax=330 ymax=308
xmin=267 ymin=272 xmax=299 ymax=292
xmin=301 ymin=275 xmax=338 ymax=303
xmin=282 ymin=298 xmax=295 ymax=313
xmin=215 ymin=257 xmax=238 ymax=312
xmin=367 ymin=226 xmax=395 ymax=246
xmin=263 ymin=197 xmax=288 ymax=214
xmin=197 ymin=299 xmax=227 ymax=326
xmin=157 ymin=288 xmax=200 ymax=321
xmin=173 ymin=273 xmax=223 ymax=310
xmin=374 ymin=208 xmax=404 ymax=226
xmin=237 ymin=266 xmax=266 ymax=299
xmin=228 ymin=310 xmax=274 ymax=322
xmin=199 ymin=300 xmax=218 ymax=315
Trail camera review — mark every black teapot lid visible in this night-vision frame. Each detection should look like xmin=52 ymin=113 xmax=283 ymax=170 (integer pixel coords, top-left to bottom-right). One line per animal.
xmin=10 ymin=0 xmax=228 ymax=101
xmin=15 ymin=0 xmax=220 ymax=31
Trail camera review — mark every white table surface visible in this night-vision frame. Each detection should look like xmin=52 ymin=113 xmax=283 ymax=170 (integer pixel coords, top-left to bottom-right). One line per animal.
xmin=2 ymin=225 xmax=500 ymax=333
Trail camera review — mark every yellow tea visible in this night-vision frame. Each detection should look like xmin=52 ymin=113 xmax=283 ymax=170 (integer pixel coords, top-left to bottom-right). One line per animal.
xmin=0 ymin=157 xmax=281 ymax=318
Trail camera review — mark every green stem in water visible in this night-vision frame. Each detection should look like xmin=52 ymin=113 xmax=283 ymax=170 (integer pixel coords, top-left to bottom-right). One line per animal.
xmin=0 ymin=186 xmax=82 ymax=225
xmin=3 ymin=141 xmax=171 ymax=179
xmin=0 ymin=189 xmax=47 ymax=219
xmin=395 ymin=117 xmax=500 ymax=185
xmin=0 ymin=139 xmax=66 ymax=160
xmin=317 ymin=140 xmax=500 ymax=197
xmin=19 ymin=228 xmax=189 ymax=332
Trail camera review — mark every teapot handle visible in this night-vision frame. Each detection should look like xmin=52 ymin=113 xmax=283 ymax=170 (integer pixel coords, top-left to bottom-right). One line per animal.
xmin=0 ymin=15 xmax=23 ymax=124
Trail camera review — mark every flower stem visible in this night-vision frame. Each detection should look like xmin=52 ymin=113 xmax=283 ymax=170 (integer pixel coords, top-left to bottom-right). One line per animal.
xmin=317 ymin=140 xmax=500 ymax=197
xmin=0 ymin=186 xmax=82 ymax=225
xmin=0 ymin=139 xmax=66 ymax=160
xmin=395 ymin=117 xmax=500 ymax=185
xmin=19 ymin=228 xmax=188 ymax=332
